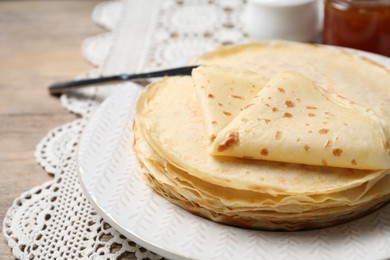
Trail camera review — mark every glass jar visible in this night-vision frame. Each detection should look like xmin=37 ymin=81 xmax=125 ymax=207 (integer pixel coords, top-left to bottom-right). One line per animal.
xmin=323 ymin=0 xmax=390 ymax=56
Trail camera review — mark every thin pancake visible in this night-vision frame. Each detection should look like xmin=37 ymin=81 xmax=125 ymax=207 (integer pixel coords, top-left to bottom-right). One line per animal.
xmin=212 ymin=72 xmax=390 ymax=170
xmin=194 ymin=41 xmax=390 ymax=124
xmin=192 ymin=65 xmax=267 ymax=141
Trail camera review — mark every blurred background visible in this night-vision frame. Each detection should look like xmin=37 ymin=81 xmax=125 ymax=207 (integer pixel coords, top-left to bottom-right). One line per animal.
xmin=0 ymin=1 xmax=103 ymax=258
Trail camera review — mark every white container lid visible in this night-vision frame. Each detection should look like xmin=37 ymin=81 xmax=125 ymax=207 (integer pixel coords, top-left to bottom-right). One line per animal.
xmin=250 ymin=0 xmax=318 ymax=7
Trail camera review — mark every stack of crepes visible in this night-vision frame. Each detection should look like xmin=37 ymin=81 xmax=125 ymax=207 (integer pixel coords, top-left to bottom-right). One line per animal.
xmin=134 ymin=41 xmax=390 ymax=231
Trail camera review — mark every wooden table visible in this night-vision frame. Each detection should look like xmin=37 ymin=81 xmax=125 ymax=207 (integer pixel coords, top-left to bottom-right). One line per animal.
xmin=0 ymin=1 xmax=104 ymax=258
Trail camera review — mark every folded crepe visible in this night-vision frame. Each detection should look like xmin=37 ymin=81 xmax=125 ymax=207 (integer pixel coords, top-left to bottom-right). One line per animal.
xmin=211 ymin=71 xmax=390 ymax=170
xmin=192 ymin=66 xmax=267 ymax=141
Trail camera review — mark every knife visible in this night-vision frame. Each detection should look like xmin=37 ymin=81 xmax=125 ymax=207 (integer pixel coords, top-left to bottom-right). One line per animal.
xmin=48 ymin=65 xmax=199 ymax=95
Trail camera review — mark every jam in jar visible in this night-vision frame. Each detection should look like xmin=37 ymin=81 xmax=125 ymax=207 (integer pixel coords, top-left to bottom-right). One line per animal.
xmin=323 ymin=0 xmax=390 ymax=56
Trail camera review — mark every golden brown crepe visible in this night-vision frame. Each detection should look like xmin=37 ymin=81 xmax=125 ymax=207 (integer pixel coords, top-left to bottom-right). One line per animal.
xmin=133 ymin=41 xmax=390 ymax=231
xmin=211 ymin=71 xmax=390 ymax=170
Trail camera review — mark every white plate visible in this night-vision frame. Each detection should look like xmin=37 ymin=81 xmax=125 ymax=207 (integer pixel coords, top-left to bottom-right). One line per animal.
xmin=78 ymin=51 xmax=390 ymax=260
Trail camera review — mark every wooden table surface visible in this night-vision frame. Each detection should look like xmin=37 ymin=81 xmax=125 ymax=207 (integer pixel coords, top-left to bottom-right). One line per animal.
xmin=0 ymin=1 xmax=104 ymax=258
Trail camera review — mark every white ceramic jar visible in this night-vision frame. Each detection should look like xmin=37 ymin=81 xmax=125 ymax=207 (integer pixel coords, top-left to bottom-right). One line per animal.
xmin=243 ymin=0 xmax=321 ymax=42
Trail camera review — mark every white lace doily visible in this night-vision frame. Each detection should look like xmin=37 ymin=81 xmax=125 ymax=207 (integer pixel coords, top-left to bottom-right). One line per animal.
xmin=2 ymin=0 xmax=247 ymax=258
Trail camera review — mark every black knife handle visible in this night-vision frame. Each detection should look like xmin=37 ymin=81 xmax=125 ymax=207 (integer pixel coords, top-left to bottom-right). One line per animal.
xmin=48 ymin=65 xmax=199 ymax=95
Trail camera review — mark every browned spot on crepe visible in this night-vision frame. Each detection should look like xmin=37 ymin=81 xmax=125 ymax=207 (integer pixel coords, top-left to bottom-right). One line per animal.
xmin=306 ymin=106 xmax=317 ymax=109
xmin=278 ymin=87 xmax=285 ymax=93
xmin=217 ymin=132 xmax=239 ymax=152
xmin=351 ymin=159 xmax=357 ymax=165
xmin=285 ymin=100 xmax=295 ymax=108
xmin=264 ymin=119 xmax=271 ymax=124
xmin=308 ymin=113 xmax=316 ymax=117
xmin=322 ymin=159 xmax=328 ymax=166
xmin=272 ymin=107 xmax=278 ymax=112
xmin=210 ymin=135 xmax=216 ymax=142
xmin=230 ymin=95 xmax=244 ymax=100
xmin=211 ymin=120 xmax=217 ymax=125
xmin=275 ymin=131 xmax=282 ymax=140
xmin=260 ymin=148 xmax=269 ymax=156
xmin=283 ymin=112 xmax=293 ymax=118
xmin=319 ymin=129 xmax=329 ymax=135
xmin=208 ymin=93 xmax=214 ymax=98
xmin=223 ymin=111 xmax=232 ymax=116
xmin=333 ymin=148 xmax=343 ymax=156
xmin=217 ymin=102 xmax=223 ymax=107
xmin=304 ymin=144 xmax=310 ymax=151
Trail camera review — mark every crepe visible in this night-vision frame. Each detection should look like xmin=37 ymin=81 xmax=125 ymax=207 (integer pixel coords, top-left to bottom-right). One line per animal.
xmin=192 ymin=65 xmax=267 ymax=141
xmin=134 ymin=121 xmax=390 ymax=212
xmin=194 ymin=42 xmax=390 ymax=124
xmin=136 ymin=76 xmax=387 ymax=194
xmin=134 ymin=41 xmax=390 ymax=231
xmin=211 ymin=71 xmax=390 ymax=170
